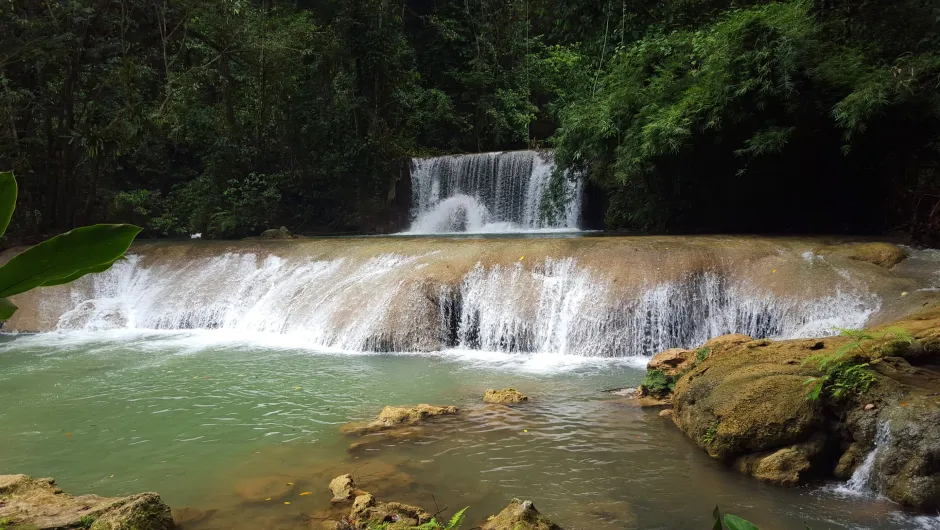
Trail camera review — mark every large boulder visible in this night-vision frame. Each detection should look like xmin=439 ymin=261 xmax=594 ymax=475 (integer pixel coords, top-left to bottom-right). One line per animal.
xmin=665 ymin=309 xmax=940 ymax=512
xmin=0 ymin=474 xmax=174 ymax=530
xmin=672 ymin=335 xmax=827 ymax=462
xmin=481 ymin=499 xmax=563 ymax=530
xmin=483 ymin=388 xmax=529 ymax=404
xmin=872 ymin=395 xmax=940 ymax=510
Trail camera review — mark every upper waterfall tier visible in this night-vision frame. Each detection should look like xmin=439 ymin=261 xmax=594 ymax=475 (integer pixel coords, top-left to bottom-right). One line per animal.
xmin=407 ymin=150 xmax=583 ymax=233
xmin=7 ymin=237 xmax=937 ymax=357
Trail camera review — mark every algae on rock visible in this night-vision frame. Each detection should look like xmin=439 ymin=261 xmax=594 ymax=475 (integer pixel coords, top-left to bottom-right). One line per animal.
xmin=0 ymin=474 xmax=174 ymax=530
xmin=483 ymin=388 xmax=529 ymax=404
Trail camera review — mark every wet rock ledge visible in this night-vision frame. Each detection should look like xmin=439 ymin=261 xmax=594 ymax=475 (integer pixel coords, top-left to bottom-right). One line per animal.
xmin=0 ymin=474 xmax=174 ymax=530
xmin=637 ymin=306 xmax=940 ymax=512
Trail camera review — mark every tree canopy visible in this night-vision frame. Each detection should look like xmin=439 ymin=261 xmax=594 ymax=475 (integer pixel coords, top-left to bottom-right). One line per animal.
xmin=1 ymin=0 xmax=937 ymax=240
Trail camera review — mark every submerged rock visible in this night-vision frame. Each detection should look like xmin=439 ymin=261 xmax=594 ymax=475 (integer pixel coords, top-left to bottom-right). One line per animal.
xmin=483 ymin=388 xmax=529 ymax=404
xmin=261 ymin=226 xmax=294 ymax=239
xmin=342 ymin=404 xmax=458 ymax=436
xmin=481 ymin=498 xmax=563 ymax=530
xmin=0 ymin=474 xmax=174 ymax=530
xmin=815 ymin=241 xmax=908 ymax=268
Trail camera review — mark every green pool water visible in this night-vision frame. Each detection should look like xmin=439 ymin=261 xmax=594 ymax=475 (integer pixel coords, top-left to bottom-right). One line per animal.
xmin=0 ymin=331 xmax=934 ymax=529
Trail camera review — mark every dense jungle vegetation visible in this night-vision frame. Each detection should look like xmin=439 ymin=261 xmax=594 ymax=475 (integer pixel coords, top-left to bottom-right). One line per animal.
xmin=1 ymin=0 xmax=938 ymax=240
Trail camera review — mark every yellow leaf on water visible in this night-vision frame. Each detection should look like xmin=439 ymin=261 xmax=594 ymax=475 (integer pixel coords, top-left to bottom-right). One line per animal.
xmin=286 ymin=482 xmax=293 ymax=486
xmin=299 ymin=491 xmax=312 ymax=496
xmin=295 ymin=386 xmax=301 ymax=390
xmin=265 ymin=498 xmax=271 ymax=501
xmin=284 ymin=501 xmax=291 ymax=505
xmin=772 ymin=269 xmax=777 ymax=273
xmin=901 ymin=291 xmax=909 ymax=296
xmin=523 ymin=429 xmax=528 ymax=433
xmin=519 ymin=256 xmax=524 ymax=261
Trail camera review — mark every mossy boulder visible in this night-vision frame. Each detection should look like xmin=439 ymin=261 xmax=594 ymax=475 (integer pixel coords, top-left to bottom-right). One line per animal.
xmin=0 ymin=474 xmax=174 ymax=530
xmin=481 ymin=499 xmax=563 ymax=530
xmin=664 ymin=308 xmax=940 ymax=512
xmin=483 ymin=388 xmax=529 ymax=404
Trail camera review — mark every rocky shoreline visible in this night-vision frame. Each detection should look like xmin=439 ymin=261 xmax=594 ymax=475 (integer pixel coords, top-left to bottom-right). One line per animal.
xmin=633 ymin=306 xmax=940 ymax=511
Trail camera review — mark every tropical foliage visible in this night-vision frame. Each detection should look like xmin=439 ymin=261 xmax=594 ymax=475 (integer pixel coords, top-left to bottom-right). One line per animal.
xmin=1 ymin=0 xmax=937 ymax=239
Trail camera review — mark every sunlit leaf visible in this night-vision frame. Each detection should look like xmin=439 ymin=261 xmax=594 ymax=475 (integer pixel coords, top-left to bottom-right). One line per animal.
xmin=0 ymin=224 xmax=140 ymax=298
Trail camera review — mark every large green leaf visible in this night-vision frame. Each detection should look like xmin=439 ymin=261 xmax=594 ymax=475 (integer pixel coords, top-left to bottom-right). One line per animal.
xmin=40 ymin=259 xmax=121 ymax=288
xmin=724 ymin=514 xmax=761 ymax=530
xmin=0 ymin=171 xmax=17 ymax=238
xmin=0 ymin=224 xmax=140 ymax=298
xmin=0 ymin=297 xmax=17 ymax=321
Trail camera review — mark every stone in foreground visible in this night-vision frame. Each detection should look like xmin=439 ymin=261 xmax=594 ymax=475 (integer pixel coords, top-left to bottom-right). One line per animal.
xmin=0 ymin=474 xmax=174 ymax=530
xmin=483 ymin=388 xmax=529 ymax=404
xmin=481 ymin=498 xmax=564 ymax=530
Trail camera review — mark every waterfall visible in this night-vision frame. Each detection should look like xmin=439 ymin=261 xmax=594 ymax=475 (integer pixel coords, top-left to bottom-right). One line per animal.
xmin=9 ymin=241 xmax=881 ymax=357
xmin=407 ymin=150 xmax=583 ymax=233
xmin=840 ymin=423 xmax=892 ymax=496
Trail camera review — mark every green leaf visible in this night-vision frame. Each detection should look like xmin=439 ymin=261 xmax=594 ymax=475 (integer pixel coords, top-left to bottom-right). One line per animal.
xmin=0 ymin=171 xmax=17 ymax=238
xmin=0 ymin=297 xmax=17 ymax=321
xmin=712 ymin=506 xmax=724 ymax=530
xmin=0 ymin=224 xmax=140 ymax=298
xmin=40 ymin=259 xmax=121 ymax=288
xmin=724 ymin=514 xmax=761 ymax=530
xmin=447 ymin=507 xmax=469 ymax=529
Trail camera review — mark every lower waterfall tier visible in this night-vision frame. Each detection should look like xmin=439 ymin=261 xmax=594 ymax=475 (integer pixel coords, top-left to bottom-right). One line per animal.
xmin=6 ymin=236 xmax=937 ymax=357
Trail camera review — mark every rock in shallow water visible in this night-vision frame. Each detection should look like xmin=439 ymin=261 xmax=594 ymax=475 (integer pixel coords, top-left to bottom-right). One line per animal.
xmin=341 ymin=404 xmax=459 ymax=436
xmin=481 ymin=498 xmax=564 ymax=530
xmin=483 ymin=388 xmax=529 ymax=404
xmin=0 ymin=474 xmax=174 ymax=530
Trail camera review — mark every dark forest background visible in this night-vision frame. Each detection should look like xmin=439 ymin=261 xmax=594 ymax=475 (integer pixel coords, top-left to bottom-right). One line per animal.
xmin=1 ymin=0 xmax=938 ymax=241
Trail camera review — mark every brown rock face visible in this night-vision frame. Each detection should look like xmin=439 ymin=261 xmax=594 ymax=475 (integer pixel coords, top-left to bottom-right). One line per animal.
xmin=329 ymin=474 xmax=361 ymax=504
xmin=0 ymin=474 xmax=174 ymax=530
xmin=647 ymin=348 xmax=694 ymax=377
xmin=483 ymin=388 xmax=529 ymax=404
xmin=481 ymin=498 xmax=564 ymax=530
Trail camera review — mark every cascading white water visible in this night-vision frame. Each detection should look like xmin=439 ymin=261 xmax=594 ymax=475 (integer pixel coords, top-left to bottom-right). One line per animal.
xmin=837 ymin=422 xmax=892 ymax=496
xmin=407 ymin=150 xmax=582 ymax=233
xmin=33 ymin=250 xmax=878 ymax=357
xmin=449 ymin=259 xmax=876 ymax=357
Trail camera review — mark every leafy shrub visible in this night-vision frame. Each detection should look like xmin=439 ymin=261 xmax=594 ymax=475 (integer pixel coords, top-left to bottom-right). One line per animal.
xmin=802 ymin=327 xmax=911 ymax=401
xmin=641 ymin=369 xmax=675 ymax=398
xmin=696 ymin=347 xmax=712 ymax=363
